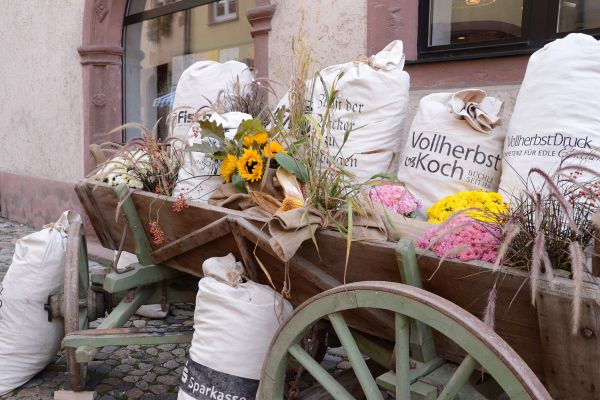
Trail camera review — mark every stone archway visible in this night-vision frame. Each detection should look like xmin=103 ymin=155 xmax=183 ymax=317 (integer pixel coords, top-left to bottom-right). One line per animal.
xmin=78 ymin=0 xmax=275 ymax=175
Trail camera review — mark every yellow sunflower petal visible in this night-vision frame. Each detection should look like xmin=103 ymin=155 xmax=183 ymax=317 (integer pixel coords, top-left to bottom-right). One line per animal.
xmin=220 ymin=154 xmax=238 ymax=183
xmin=237 ymin=148 xmax=264 ymax=182
xmin=262 ymin=141 xmax=287 ymax=158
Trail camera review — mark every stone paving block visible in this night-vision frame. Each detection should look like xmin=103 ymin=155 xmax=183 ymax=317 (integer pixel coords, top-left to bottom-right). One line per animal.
xmin=53 ymin=390 xmax=96 ymax=400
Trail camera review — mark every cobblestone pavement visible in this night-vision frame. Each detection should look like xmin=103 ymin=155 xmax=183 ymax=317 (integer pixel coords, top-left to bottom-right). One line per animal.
xmin=0 ymin=218 xmax=353 ymax=400
xmin=0 ymin=218 xmax=193 ymax=399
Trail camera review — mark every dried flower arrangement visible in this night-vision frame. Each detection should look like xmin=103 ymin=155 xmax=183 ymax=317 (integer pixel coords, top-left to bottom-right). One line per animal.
xmin=92 ymin=123 xmax=185 ymax=196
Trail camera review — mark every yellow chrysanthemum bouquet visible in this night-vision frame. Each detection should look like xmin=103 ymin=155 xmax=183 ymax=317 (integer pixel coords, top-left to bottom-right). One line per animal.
xmin=426 ymin=190 xmax=508 ymax=224
xmin=189 ymin=117 xmax=289 ymax=193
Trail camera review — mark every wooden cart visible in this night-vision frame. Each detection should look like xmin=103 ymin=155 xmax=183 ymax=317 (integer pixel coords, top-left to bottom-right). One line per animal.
xmin=50 ymin=181 xmax=600 ymax=399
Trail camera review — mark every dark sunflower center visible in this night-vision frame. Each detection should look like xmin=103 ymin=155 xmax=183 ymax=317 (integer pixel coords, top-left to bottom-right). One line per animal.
xmin=247 ymin=160 xmax=258 ymax=173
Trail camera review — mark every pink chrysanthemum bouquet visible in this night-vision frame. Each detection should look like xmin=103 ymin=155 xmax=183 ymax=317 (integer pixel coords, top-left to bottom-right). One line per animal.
xmin=369 ymin=185 xmax=422 ymax=217
xmin=418 ymin=215 xmax=500 ymax=263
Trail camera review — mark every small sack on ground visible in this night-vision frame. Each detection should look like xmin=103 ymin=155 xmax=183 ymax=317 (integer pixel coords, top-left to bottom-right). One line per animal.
xmin=0 ymin=211 xmax=81 ymax=395
xmin=173 ymin=111 xmax=252 ymax=202
xmin=178 ymin=254 xmax=292 ymax=400
xmin=171 ymin=60 xmax=253 ymax=140
xmin=500 ymin=33 xmax=600 ymax=196
xmin=397 ymin=89 xmax=504 ymax=218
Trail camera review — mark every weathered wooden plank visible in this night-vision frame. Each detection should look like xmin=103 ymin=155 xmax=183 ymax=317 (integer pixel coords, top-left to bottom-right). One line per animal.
xmin=75 ymin=183 xmax=116 ymax=249
xmin=64 ymin=326 xmax=193 ymax=349
xmin=536 ymin=278 xmax=600 ymax=400
xmin=151 ymin=216 xmax=231 ymax=265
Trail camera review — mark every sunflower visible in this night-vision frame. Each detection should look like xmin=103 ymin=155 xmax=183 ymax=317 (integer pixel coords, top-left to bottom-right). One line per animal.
xmin=261 ymin=141 xmax=288 ymax=158
xmin=242 ymin=132 xmax=269 ymax=147
xmin=237 ymin=148 xmax=264 ymax=182
xmin=220 ymin=154 xmax=238 ymax=183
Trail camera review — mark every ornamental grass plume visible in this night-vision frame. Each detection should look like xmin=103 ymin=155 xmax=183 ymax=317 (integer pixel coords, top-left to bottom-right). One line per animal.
xmin=496 ymin=152 xmax=600 ymax=334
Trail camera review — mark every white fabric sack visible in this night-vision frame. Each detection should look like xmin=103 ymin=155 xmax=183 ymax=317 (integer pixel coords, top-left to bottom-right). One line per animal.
xmin=178 ymin=253 xmax=292 ymax=400
xmin=0 ymin=211 xmax=81 ymax=395
xmin=397 ymin=89 xmax=504 ymax=218
xmin=308 ymin=40 xmax=410 ymax=181
xmin=500 ymin=33 xmax=600 ymax=196
xmin=171 ymin=61 xmax=253 ymax=140
xmin=173 ymin=111 xmax=252 ymax=202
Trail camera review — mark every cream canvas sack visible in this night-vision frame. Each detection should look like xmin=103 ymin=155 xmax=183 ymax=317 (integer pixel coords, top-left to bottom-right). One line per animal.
xmin=171 ymin=60 xmax=253 ymax=140
xmin=309 ymin=40 xmax=410 ymax=182
xmin=0 ymin=211 xmax=81 ymax=395
xmin=500 ymin=33 xmax=600 ymax=196
xmin=397 ymin=89 xmax=504 ymax=219
xmin=173 ymin=111 xmax=252 ymax=202
xmin=178 ymin=254 xmax=292 ymax=400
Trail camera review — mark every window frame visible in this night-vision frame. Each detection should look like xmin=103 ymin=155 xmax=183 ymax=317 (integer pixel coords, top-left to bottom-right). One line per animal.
xmin=416 ymin=0 xmax=600 ymax=62
xmin=211 ymin=0 xmax=239 ymax=24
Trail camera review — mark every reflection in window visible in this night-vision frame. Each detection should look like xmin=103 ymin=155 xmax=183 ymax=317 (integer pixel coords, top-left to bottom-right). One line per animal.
xmin=212 ymin=0 xmax=238 ymax=23
xmin=429 ymin=0 xmax=523 ymax=46
xmin=558 ymin=0 xmax=600 ymax=33
xmin=123 ymin=0 xmax=254 ymax=140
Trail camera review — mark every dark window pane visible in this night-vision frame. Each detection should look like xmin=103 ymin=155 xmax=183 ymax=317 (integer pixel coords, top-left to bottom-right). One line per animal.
xmin=229 ymin=0 xmax=238 ymax=14
xmin=216 ymin=1 xmax=226 ymax=16
xmin=558 ymin=0 xmax=600 ymax=32
xmin=430 ymin=0 xmax=524 ymax=46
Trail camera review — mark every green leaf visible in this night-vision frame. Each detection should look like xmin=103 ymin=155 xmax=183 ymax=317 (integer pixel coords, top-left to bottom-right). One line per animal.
xmin=199 ymin=119 xmax=226 ymax=142
xmin=232 ymin=173 xmax=248 ymax=194
xmin=234 ymin=118 xmax=265 ymax=141
xmin=275 ymin=153 xmax=309 ymax=182
xmin=188 ymin=142 xmax=221 ymax=154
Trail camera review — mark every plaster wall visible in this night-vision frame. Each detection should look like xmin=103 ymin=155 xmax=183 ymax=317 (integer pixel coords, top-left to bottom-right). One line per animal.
xmin=0 ymin=1 xmax=85 ymax=183
xmin=268 ymin=0 xmax=368 ymax=99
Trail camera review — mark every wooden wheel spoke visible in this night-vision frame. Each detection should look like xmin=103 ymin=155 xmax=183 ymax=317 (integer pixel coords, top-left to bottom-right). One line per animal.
xmin=287 ymin=344 xmax=355 ymax=400
xmin=395 ymin=313 xmax=410 ymax=400
xmin=436 ymin=355 xmax=478 ymax=400
xmin=329 ymin=313 xmax=384 ymax=400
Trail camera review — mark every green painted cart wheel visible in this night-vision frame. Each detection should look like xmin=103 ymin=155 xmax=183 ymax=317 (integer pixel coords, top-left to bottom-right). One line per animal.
xmin=63 ymin=221 xmax=91 ymax=391
xmin=259 ymin=282 xmax=551 ymax=400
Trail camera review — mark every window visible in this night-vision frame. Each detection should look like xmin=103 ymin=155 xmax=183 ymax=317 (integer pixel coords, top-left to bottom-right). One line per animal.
xmin=122 ymin=0 xmax=254 ymax=141
xmin=419 ymin=0 xmax=600 ymax=60
xmin=212 ymin=0 xmax=238 ymax=23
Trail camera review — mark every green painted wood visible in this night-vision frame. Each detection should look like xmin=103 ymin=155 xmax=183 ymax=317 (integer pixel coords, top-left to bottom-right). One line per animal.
xmin=70 ymin=285 xmax=155 ymax=363
xmin=376 ymin=356 xmax=445 ymax=391
xmin=395 ymin=313 xmax=411 ymax=400
xmin=351 ymin=330 xmax=392 ymax=370
xmin=64 ymin=328 xmax=193 ymax=349
xmin=329 ymin=312 xmax=384 ymax=400
xmin=396 ymin=239 xmax=438 ymax=363
xmin=376 ymin=372 xmax=439 ymax=399
xmin=260 ymin=283 xmax=549 ymax=400
xmin=102 ymin=263 xmax=182 ymax=293
xmin=420 ymin=363 xmax=487 ymax=400
xmin=114 ymin=184 xmax=153 ymax=266
xmin=288 ymin=344 xmax=355 ymax=400
xmin=98 ymin=286 xmax=155 ymax=330
xmin=437 ymin=355 xmax=478 ymax=400
xmin=411 ymin=382 xmax=438 ymax=400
